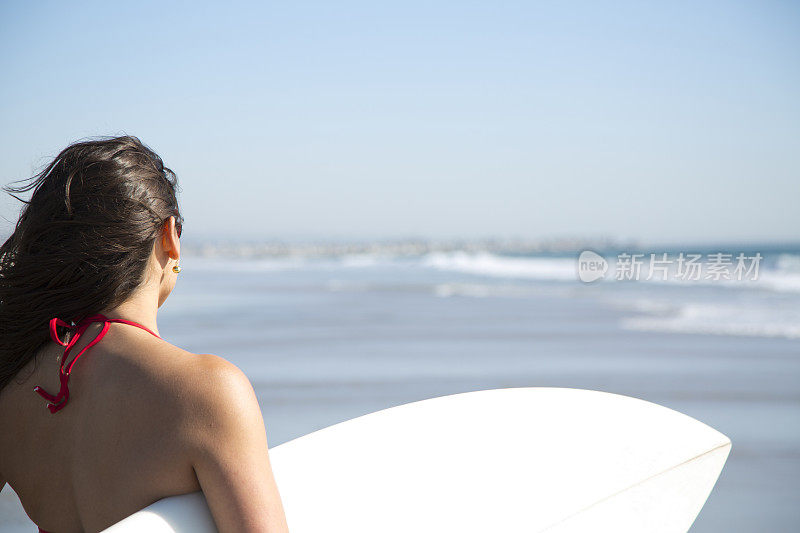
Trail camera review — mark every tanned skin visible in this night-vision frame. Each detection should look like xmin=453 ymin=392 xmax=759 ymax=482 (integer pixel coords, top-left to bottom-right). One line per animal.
xmin=0 ymin=217 xmax=289 ymax=532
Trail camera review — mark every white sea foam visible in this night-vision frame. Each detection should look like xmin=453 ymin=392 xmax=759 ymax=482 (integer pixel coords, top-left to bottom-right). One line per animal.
xmin=621 ymin=302 xmax=800 ymax=340
xmin=777 ymin=253 xmax=800 ymax=272
xmin=754 ymin=254 xmax=800 ymax=293
xmin=421 ymin=251 xmax=577 ymax=281
xmin=756 ymin=271 xmax=800 ymax=294
xmin=420 ymin=251 xmax=800 ymax=295
xmin=431 ymin=283 xmax=558 ymax=298
xmin=338 ymin=254 xmax=387 ymax=268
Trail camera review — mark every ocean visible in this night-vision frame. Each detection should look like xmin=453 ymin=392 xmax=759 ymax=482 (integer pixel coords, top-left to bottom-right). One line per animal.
xmin=2 ymin=244 xmax=799 ymax=531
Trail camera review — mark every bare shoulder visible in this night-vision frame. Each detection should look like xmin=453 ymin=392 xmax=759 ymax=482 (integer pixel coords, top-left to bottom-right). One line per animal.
xmin=113 ymin=349 xmax=262 ymax=436
xmin=87 ymin=342 xmax=258 ymax=435
xmin=101 ymin=347 xmax=256 ymax=416
xmin=163 ymin=353 xmax=257 ymax=417
xmin=186 ymin=353 xmax=254 ymax=398
xmin=177 ymin=354 xmax=267 ymax=454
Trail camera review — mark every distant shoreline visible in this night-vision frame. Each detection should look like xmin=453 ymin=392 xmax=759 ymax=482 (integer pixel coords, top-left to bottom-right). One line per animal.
xmin=180 ymin=238 xmax=800 ymax=260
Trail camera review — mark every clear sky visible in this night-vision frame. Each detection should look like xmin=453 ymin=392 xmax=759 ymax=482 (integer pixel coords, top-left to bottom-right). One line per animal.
xmin=1 ymin=1 xmax=798 ymax=244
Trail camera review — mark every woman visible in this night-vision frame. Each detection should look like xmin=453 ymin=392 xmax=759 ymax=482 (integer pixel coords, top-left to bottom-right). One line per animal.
xmin=0 ymin=136 xmax=289 ymax=532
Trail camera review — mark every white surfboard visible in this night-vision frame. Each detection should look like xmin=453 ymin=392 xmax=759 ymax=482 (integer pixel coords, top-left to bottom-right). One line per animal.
xmin=102 ymin=388 xmax=731 ymax=532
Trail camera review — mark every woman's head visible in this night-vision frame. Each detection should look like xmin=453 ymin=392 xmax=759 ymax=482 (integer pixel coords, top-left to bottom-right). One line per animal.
xmin=0 ymin=135 xmax=182 ymax=391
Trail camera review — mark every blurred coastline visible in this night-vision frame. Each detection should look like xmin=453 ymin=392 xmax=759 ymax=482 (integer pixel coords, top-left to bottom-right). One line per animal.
xmin=180 ymin=236 xmax=800 ymax=259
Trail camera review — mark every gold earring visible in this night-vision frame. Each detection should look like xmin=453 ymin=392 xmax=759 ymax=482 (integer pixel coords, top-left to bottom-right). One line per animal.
xmin=172 ymin=262 xmax=182 ymax=273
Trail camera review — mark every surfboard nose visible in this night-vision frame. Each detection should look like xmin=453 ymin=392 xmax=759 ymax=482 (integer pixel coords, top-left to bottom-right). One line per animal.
xmin=270 ymin=387 xmax=732 ymax=533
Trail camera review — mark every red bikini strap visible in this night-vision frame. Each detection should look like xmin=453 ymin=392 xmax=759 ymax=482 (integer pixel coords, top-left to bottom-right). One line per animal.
xmin=103 ymin=316 xmax=161 ymax=340
xmin=61 ymin=320 xmax=111 ymax=374
xmin=49 ymin=317 xmax=73 ymax=346
xmin=34 ymin=314 xmax=162 ymax=413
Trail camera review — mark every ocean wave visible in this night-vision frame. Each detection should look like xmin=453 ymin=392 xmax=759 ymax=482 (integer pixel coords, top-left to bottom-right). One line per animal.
xmin=756 ymin=271 xmax=800 ymax=294
xmin=776 ymin=253 xmax=800 ymax=273
xmin=431 ymin=283 xmax=564 ymax=298
xmin=337 ymin=254 xmax=389 ymax=267
xmin=620 ymin=302 xmax=800 ymax=340
xmin=421 ymin=251 xmax=800 ymax=294
xmin=755 ymin=254 xmax=800 ymax=293
xmin=421 ymin=251 xmax=576 ymax=281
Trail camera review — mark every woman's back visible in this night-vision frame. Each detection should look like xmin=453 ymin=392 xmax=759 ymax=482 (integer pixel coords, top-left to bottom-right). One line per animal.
xmin=0 ymin=317 xmax=223 ymax=531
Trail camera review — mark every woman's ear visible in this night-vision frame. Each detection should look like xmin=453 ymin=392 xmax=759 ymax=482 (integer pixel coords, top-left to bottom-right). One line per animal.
xmin=161 ymin=216 xmax=181 ymax=261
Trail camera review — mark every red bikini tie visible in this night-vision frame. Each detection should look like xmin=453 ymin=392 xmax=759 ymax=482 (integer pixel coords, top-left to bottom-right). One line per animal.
xmin=33 ymin=313 xmax=161 ymax=413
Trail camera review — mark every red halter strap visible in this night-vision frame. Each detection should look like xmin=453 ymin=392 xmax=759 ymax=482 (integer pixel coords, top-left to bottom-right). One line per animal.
xmin=33 ymin=313 xmax=161 ymax=413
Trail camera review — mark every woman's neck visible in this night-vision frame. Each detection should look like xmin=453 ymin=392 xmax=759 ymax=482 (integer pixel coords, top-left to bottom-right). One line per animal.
xmin=98 ymin=287 xmax=161 ymax=337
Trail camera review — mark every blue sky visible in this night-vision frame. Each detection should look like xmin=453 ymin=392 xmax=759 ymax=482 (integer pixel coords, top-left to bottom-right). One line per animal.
xmin=1 ymin=1 xmax=798 ymax=244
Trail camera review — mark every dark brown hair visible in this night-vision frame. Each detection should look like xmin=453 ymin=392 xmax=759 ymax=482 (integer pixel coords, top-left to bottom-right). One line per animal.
xmin=0 ymin=136 xmax=182 ymax=392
